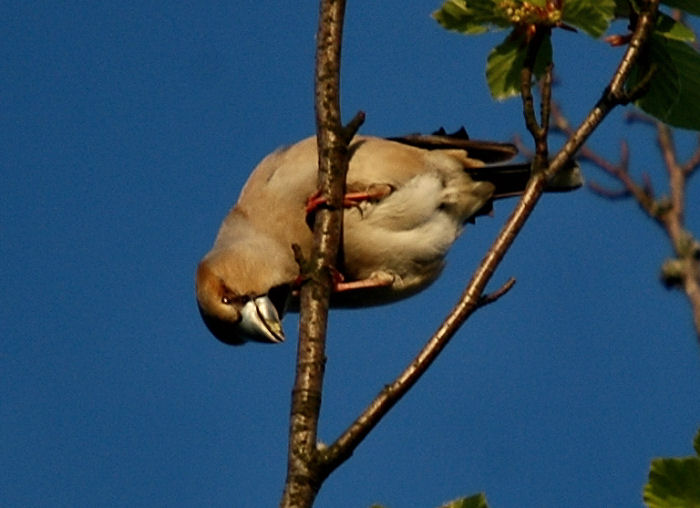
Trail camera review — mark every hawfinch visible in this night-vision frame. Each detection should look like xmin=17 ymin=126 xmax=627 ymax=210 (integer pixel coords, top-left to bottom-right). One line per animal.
xmin=196 ymin=129 xmax=582 ymax=345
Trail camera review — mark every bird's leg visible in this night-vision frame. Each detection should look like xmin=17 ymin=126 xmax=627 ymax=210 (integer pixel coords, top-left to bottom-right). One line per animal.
xmin=291 ymin=267 xmax=393 ymax=297
xmin=333 ymin=270 xmax=395 ymax=292
xmin=305 ymin=184 xmax=393 ymax=215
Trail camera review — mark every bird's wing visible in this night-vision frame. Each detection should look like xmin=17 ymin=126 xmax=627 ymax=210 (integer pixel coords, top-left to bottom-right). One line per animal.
xmin=387 ymin=127 xmax=518 ymax=163
xmin=231 ymin=137 xmax=319 ymax=259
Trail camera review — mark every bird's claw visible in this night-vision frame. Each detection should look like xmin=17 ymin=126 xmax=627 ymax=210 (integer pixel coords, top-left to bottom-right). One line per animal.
xmin=305 ymin=185 xmax=394 ymax=218
xmin=333 ymin=271 xmax=395 ymax=292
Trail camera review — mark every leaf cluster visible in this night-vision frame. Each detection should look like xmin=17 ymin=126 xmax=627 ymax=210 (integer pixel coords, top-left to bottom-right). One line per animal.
xmin=434 ymin=0 xmax=700 ymax=130
xmin=643 ymin=427 xmax=700 ymax=507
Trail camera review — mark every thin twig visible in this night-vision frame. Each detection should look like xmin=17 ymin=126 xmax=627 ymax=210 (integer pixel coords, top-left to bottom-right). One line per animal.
xmin=682 ymin=140 xmax=700 ymax=176
xmin=657 ymin=123 xmax=683 ymax=222
xmin=625 ymin=110 xmax=656 ymax=126
xmin=588 ymin=180 xmax=631 ymax=199
xmin=478 ymin=277 xmax=517 ymax=307
xmin=540 ymin=64 xmax=553 ymax=137
xmin=552 ymin=102 xmax=659 ymax=218
xmin=653 ymin=122 xmax=700 ymax=338
xmin=521 ymin=29 xmax=551 ymax=167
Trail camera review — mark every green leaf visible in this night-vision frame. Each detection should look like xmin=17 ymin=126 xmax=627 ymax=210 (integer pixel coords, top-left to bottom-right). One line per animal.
xmin=486 ymin=31 xmax=552 ymax=100
xmin=661 ymin=0 xmax=700 ymax=16
xmin=655 ymin=12 xmax=696 ymax=42
xmin=613 ymin=0 xmax=632 ymax=18
xmin=562 ymin=0 xmax=616 ymax=38
xmin=643 ymin=457 xmax=700 ymax=507
xmin=693 ymin=428 xmax=700 ymax=456
xmin=628 ymin=34 xmax=700 ymax=130
xmin=433 ymin=0 xmax=487 ymax=34
xmin=433 ymin=0 xmax=511 ymax=35
xmin=439 ymin=492 xmax=489 ymax=508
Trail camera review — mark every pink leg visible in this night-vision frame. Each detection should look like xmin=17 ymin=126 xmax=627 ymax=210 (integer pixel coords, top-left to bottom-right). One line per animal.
xmin=305 ymin=185 xmax=393 ymax=215
xmin=293 ymin=268 xmax=394 ymax=294
xmin=334 ymin=272 xmax=394 ymax=292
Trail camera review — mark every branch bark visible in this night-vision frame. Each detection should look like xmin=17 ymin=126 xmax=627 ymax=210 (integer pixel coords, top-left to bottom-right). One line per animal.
xmin=280 ymin=0 xmax=358 ymax=506
xmin=656 ymin=124 xmax=700 ymax=339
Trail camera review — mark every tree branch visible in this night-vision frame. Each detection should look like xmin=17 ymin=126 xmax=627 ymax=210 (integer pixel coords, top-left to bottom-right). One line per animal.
xmin=280 ymin=0 xmax=360 ymax=505
xmin=550 ymin=33 xmax=700 ymax=340
xmin=552 ymin=103 xmax=659 ymax=217
xmin=320 ymin=0 xmax=661 ymax=478
xmin=681 ymin=137 xmax=700 ymax=176
xmin=521 ymin=28 xmax=551 ymax=169
xmin=546 ymin=0 xmax=659 ymax=181
xmin=654 ymin=123 xmax=700 ymax=339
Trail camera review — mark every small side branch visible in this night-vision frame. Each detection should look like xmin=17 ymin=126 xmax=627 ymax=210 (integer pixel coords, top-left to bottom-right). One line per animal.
xmin=552 ymin=103 xmax=659 ymax=220
xmin=681 ymin=138 xmax=700 ymax=176
xmin=654 ymin=123 xmax=700 ymax=339
xmin=478 ymin=277 xmax=517 ymax=307
xmin=521 ymin=28 xmax=552 ymax=169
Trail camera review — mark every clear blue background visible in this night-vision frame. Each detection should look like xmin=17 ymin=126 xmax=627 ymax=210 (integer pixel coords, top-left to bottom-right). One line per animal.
xmin=3 ymin=2 xmax=699 ymax=507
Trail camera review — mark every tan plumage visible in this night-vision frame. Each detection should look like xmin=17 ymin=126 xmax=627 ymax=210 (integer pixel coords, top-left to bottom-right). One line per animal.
xmin=196 ymin=130 xmax=582 ymax=345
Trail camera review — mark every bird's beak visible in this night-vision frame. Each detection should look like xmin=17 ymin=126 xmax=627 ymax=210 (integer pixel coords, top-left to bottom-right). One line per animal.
xmin=238 ymin=295 xmax=285 ymax=343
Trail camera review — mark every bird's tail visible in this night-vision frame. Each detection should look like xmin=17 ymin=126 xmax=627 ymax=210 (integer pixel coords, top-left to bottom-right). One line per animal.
xmin=388 ymin=127 xmax=583 ymax=198
xmin=466 ymin=159 xmax=583 ymax=199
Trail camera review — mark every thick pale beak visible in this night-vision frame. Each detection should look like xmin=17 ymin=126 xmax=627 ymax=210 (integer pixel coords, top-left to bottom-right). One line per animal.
xmin=238 ymin=296 xmax=285 ymax=344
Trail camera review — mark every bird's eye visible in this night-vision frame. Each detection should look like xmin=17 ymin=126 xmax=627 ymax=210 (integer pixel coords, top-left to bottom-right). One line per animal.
xmin=221 ymin=293 xmax=248 ymax=306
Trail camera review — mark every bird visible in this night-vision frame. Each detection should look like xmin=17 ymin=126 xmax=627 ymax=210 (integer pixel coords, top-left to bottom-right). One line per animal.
xmin=195 ymin=128 xmax=582 ymax=346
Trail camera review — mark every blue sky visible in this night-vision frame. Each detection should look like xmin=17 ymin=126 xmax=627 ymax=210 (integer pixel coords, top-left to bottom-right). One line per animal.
xmin=3 ymin=2 xmax=699 ymax=507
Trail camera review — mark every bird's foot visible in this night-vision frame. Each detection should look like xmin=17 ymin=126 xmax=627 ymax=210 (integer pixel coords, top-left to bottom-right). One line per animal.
xmin=333 ymin=271 xmax=394 ymax=292
xmin=305 ymin=185 xmax=393 ymax=216
xmin=291 ymin=268 xmax=393 ymax=295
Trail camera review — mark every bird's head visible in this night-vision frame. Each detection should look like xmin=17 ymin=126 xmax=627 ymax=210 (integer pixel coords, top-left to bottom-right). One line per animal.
xmin=195 ymin=247 xmax=293 ymax=346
